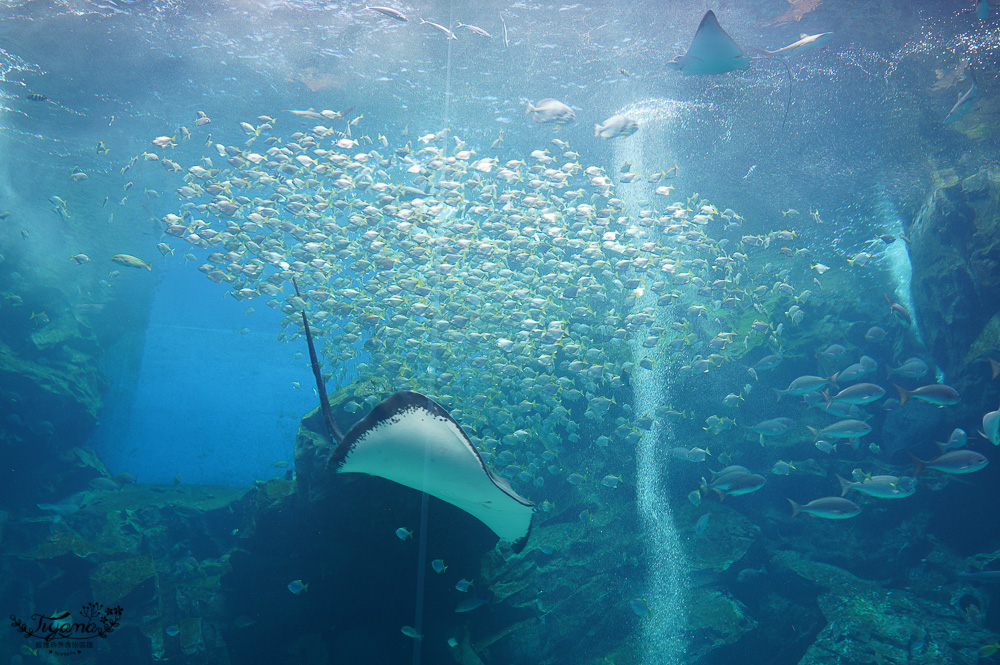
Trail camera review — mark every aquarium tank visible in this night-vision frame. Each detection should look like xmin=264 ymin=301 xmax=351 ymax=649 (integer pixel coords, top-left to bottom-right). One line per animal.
xmin=1 ymin=0 xmax=999 ymax=663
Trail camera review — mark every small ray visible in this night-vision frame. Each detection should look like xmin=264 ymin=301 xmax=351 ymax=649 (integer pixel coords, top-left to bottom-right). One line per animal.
xmin=766 ymin=32 xmax=834 ymax=56
xmin=667 ymin=10 xmax=749 ymax=76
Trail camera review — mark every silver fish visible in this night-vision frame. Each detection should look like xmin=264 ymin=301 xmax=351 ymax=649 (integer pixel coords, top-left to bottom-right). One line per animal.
xmin=420 ymin=18 xmax=457 ymax=39
xmin=525 ymin=98 xmax=575 ymax=124
xmin=457 ymin=22 xmax=491 ymax=37
xmin=365 ymin=5 xmax=407 ymax=21
xmin=594 ymin=114 xmax=638 ymax=140
xmin=788 ymin=497 xmax=860 ymax=520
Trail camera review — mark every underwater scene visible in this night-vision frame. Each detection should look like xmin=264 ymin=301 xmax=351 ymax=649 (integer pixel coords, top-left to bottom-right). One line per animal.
xmin=2 ymin=0 xmax=1000 ymax=663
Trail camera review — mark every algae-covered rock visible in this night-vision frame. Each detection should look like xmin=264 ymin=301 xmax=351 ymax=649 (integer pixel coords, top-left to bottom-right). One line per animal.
xmin=687 ymin=588 xmax=756 ymax=656
xmin=774 ymin=550 xmax=997 ymax=665
xmin=177 ymin=616 xmax=204 ymax=656
xmin=452 ymin=628 xmax=488 ymax=665
xmin=0 ymin=340 xmax=106 ymax=423
xmin=84 ymin=484 xmax=246 ymax=516
xmin=677 ymin=503 xmax=759 ymax=573
xmin=295 ymin=391 xmax=354 ymax=504
xmin=89 ymin=555 xmax=157 ymax=606
xmin=66 ymin=447 xmax=111 ymax=475
xmin=6 ymin=480 xmax=247 ymax=664
xmin=140 ymin=620 xmax=167 ymax=661
xmin=260 ymin=478 xmax=295 ymax=502
xmin=23 ymin=530 xmax=114 ymax=561
xmin=965 ymin=310 xmax=1000 ymax=373
xmin=30 ymin=311 xmax=83 ymax=351
xmin=675 ymin=503 xmax=760 ymax=661
xmin=294 ymin=377 xmax=394 ymax=504
xmin=962 ymin=170 xmax=987 ymax=195
xmin=0 ymin=336 xmax=108 ymax=500
xmin=906 ymin=165 xmax=1000 ymax=403
xmin=471 ymin=491 xmax=645 ymax=665
xmin=43 ymin=447 xmax=115 ymax=497
xmin=293 ymin=410 xmax=331 ymax=506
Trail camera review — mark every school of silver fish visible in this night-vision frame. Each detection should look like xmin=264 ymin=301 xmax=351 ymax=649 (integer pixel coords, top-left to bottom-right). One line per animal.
xmin=134 ymin=105 xmax=995 ymax=526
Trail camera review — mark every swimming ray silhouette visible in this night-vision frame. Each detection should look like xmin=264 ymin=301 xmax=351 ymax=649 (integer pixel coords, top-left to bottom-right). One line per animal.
xmin=667 ymin=10 xmax=749 ymax=76
xmin=293 ymin=278 xmax=534 ymax=552
xmin=328 ymin=391 xmax=535 ymax=552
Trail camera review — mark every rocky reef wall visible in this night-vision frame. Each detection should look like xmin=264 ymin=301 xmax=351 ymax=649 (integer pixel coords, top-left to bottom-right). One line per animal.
xmin=0 ymin=280 xmax=114 ymax=513
xmin=905 ymin=164 xmax=1000 ymax=407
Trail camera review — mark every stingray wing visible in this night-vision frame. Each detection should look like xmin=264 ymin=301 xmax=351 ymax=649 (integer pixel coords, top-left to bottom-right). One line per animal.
xmin=330 ymin=391 xmax=534 ymax=551
xmin=670 ymin=10 xmax=748 ymax=76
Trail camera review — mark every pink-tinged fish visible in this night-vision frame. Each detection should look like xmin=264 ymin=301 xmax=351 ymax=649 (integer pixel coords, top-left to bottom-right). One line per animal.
xmin=894 ymin=383 xmax=960 ymax=406
xmin=911 ymin=450 xmax=988 ymax=476
xmin=889 ymin=357 xmax=929 ymax=379
xmin=711 ymin=472 xmax=766 ymax=500
xmin=937 ymin=427 xmax=967 ymax=451
xmin=807 ymin=419 xmax=871 ymax=440
xmin=865 ymin=326 xmax=887 ymax=342
xmin=788 ymin=497 xmax=861 ymax=519
xmin=980 ymin=407 xmax=1000 ymax=446
xmin=825 ymin=383 xmax=885 ymax=405
xmin=832 ymin=362 xmax=867 ymax=384
xmin=111 ymin=254 xmax=152 ymax=270
xmin=884 ymin=292 xmax=911 ymax=325
xmin=816 ymin=343 xmax=846 ymax=359
xmin=774 ymin=374 xmax=831 ymax=398
xmin=838 ymin=474 xmax=915 ymax=499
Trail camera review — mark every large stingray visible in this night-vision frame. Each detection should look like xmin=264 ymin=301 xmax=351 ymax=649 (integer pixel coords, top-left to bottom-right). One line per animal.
xmin=292 ymin=280 xmax=534 ymax=552
xmin=328 ymin=391 xmax=535 ymax=551
xmin=667 ymin=10 xmax=749 ymax=76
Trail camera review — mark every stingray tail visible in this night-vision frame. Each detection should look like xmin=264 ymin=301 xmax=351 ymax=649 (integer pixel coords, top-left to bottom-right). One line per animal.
xmin=293 ymin=278 xmax=343 ymax=442
xmin=751 ymin=54 xmax=793 ymax=132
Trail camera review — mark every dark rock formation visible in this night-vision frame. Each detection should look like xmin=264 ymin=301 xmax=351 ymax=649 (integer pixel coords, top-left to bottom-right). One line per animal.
xmin=1 ymin=483 xmax=244 ymax=664
xmin=775 ymin=550 xmax=994 ymax=665
xmin=0 ymin=280 xmax=111 ymax=512
xmin=905 ymin=164 xmax=1000 ymax=404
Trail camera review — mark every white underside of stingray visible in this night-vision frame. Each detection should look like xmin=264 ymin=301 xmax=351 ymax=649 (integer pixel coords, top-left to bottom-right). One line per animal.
xmin=668 ymin=10 xmax=749 ymax=76
xmin=329 ymin=391 xmax=534 ymax=551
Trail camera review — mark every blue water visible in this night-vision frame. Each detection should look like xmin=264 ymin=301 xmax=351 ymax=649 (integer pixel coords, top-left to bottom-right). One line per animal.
xmin=90 ymin=261 xmax=313 ymax=485
xmin=2 ymin=1 xmax=999 ymax=664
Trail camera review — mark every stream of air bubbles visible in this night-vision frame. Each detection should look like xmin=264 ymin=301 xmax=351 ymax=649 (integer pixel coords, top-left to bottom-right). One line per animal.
xmin=614 ymin=99 xmax=690 ymax=665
